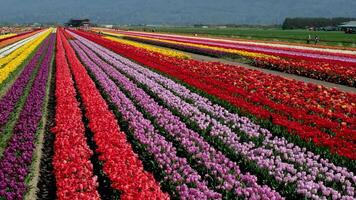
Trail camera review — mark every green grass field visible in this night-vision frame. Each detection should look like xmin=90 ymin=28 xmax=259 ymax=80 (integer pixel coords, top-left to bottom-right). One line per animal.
xmin=119 ymin=26 xmax=356 ymax=47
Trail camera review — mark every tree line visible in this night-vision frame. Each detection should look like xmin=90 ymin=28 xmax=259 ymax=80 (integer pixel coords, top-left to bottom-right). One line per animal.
xmin=282 ymin=17 xmax=355 ymax=29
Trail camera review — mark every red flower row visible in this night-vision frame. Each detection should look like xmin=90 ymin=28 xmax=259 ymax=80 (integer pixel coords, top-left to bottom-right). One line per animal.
xmin=188 ymin=61 xmax=356 ymax=141
xmin=253 ymin=57 xmax=356 ymax=86
xmin=59 ymin=29 xmax=169 ymax=199
xmin=116 ymin=30 xmax=356 ymax=65
xmin=0 ymin=29 xmax=42 ymax=49
xmin=118 ymin=31 xmax=356 ymax=86
xmin=100 ymin=31 xmax=356 ymax=124
xmin=62 ymin=30 xmax=76 ymax=40
xmin=52 ymin=30 xmax=100 ymax=199
xmin=79 ymin=30 xmax=356 ymax=130
xmin=72 ymin=30 xmax=356 ymax=160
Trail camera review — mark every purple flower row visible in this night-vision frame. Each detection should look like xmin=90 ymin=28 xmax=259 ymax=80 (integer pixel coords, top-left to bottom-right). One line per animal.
xmin=71 ymin=32 xmax=356 ymax=199
xmin=70 ymin=36 xmax=283 ymax=199
xmin=123 ymin=32 xmax=356 ymax=64
xmin=0 ymin=36 xmax=51 ymax=129
xmin=0 ymin=34 xmax=55 ymax=200
xmin=69 ymin=41 xmax=221 ymax=200
xmin=125 ymin=36 xmax=237 ymax=64
xmin=80 ymin=38 xmax=356 ymax=199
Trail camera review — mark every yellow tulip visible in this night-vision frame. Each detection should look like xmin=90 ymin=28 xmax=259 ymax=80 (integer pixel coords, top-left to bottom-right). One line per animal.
xmin=105 ymin=35 xmax=191 ymax=59
xmin=106 ymin=32 xmax=279 ymax=60
xmin=0 ymin=31 xmax=49 ymax=67
xmin=0 ymin=29 xmax=52 ymax=85
xmin=0 ymin=34 xmax=16 ymax=40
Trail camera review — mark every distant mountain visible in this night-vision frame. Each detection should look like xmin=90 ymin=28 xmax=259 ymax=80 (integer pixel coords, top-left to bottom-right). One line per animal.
xmin=0 ymin=0 xmax=355 ymax=25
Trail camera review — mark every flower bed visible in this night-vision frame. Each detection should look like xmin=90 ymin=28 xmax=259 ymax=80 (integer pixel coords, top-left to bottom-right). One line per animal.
xmin=72 ymin=29 xmax=356 ymax=161
xmin=0 ymin=33 xmax=54 ymax=200
xmin=59 ymin=29 xmax=168 ymax=200
xmin=119 ymin=33 xmax=356 ymax=86
xmin=70 ymin=31 xmax=356 ymax=199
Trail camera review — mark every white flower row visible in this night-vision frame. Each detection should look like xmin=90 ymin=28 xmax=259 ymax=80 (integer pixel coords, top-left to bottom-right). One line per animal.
xmin=0 ymin=31 xmax=43 ymax=58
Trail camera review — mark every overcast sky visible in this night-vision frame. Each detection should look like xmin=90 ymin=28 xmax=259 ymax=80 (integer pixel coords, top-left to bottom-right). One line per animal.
xmin=0 ymin=0 xmax=355 ymax=25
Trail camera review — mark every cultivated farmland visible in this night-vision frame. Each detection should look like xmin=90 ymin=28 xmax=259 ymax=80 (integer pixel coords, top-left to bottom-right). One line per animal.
xmin=0 ymin=27 xmax=355 ymax=200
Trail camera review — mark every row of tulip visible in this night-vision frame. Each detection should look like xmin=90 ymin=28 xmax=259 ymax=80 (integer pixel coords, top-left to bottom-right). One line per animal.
xmin=0 ymin=31 xmax=47 ymax=66
xmin=0 ymin=29 xmax=51 ymax=86
xmin=0 ymin=34 xmax=16 ymax=40
xmin=113 ymin=30 xmax=356 ymax=63
xmin=0 ymin=30 xmax=39 ymax=42
xmin=105 ymin=36 xmax=190 ymax=59
xmin=52 ymin=30 xmax=100 ymax=199
xmin=0 ymin=33 xmax=54 ymax=200
xmin=58 ymin=29 xmax=169 ymax=199
xmin=90 ymin=28 xmax=356 ymax=52
xmin=69 ymin=30 xmax=284 ymax=199
xmin=70 ymin=31 xmax=356 ymax=199
xmin=0 ymin=33 xmax=35 ymax=50
xmin=118 ymin=33 xmax=356 ymax=86
xmin=97 ymin=31 xmax=356 ymax=127
xmin=68 ymin=32 xmax=223 ymax=199
xmin=72 ymin=30 xmax=356 ymax=162
xmin=110 ymin=30 xmax=356 ymax=125
xmin=0 ymin=36 xmax=40 ymax=58
xmin=252 ymin=56 xmax=356 ymax=86
xmin=110 ymin=33 xmax=276 ymax=60
xmin=0 ymin=34 xmax=51 ymax=131
xmin=0 ymin=30 xmax=40 ymax=48
xmin=0 ymin=33 xmax=41 ymax=58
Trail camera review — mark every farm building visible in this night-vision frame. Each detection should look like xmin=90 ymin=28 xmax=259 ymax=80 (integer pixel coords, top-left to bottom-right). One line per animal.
xmin=339 ymin=21 xmax=356 ymax=33
xmin=65 ymin=19 xmax=90 ymax=28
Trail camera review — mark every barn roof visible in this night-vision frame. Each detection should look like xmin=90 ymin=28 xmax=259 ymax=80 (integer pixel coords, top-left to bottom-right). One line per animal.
xmin=339 ymin=21 xmax=356 ymax=28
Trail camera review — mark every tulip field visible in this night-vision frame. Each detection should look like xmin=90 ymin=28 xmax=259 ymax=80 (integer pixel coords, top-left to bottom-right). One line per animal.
xmin=0 ymin=27 xmax=355 ymax=200
xmin=99 ymin=30 xmax=356 ymax=87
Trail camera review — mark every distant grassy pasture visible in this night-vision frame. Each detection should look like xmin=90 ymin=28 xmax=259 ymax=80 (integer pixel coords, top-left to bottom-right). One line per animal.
xmin=119 ymin=26 xmax=356 ymax=47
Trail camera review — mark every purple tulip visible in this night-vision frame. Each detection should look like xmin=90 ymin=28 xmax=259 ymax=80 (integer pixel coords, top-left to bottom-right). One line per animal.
xmin=0 ymin=34 xmax=55 ymax=200
xmin=69 ymin=37 xmax=221 ymax=199
xmin=0 ymin=36 xmax=51 ymax=129
xmin=69 ymin=31 xmax=356 ymax=200
xmin=70 ymin=34 xmax=283 ymax=199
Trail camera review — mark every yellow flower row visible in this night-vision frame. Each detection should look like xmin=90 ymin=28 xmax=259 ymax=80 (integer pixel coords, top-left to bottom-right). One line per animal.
xmin=125 ymin=34 xmax=278 ymax=60
xmin=104 ymin=35 xmax=191 ymax=59
xmin=0 ymin=29 xmax=52 ymax=85
xmin=100 ymin=31 xmax=129 ymax=38
xmin=0 ymin=34 xmax=16 ymax=40
xmin=0 ymin=32 xmax=48 ymax=67
xmin=102 ymin=31 xmax=278 ymax=60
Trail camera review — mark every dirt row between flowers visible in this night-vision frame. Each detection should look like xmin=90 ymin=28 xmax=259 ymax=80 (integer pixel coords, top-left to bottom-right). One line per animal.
xmin=137 ymin=41 xmax=356 ymax=93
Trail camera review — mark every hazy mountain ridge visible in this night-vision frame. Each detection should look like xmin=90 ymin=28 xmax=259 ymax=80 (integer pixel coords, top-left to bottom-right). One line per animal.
xmin=0 ymin=0 xmax=355 ymax=25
